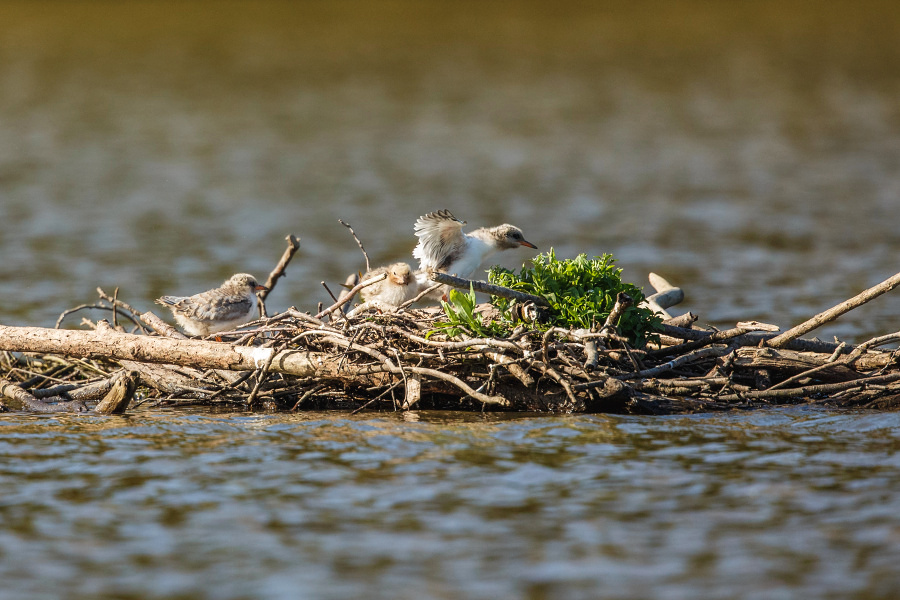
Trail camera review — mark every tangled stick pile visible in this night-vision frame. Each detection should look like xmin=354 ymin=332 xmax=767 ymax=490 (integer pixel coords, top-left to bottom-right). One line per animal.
xmin=2 ymin=234 xmax=900 ymax=415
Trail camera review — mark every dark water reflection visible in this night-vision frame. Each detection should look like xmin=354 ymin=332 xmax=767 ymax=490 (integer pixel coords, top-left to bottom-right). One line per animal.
xmin=2 ymin=409 xmax=900 ymax=599
xmin=1 ymin=0 xmax=900 ymax=341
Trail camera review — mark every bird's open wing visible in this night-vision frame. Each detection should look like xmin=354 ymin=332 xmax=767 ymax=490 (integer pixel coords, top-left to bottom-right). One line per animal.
xmin=412 ymin=209 xmax=466 ymax=270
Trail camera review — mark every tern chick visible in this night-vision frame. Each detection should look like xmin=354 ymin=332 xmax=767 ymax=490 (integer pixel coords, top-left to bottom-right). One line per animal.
xmin=155 ymin=273 xmax=267 ymax=337
xmin=412 ymin=209 xmax=537 ymax=299
xmin=359 ymin=262 xmax=418 ymax=308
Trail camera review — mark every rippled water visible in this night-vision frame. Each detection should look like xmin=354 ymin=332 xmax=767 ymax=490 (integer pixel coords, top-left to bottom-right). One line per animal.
xmin=3 ymin=2 xmax=900 ymax=597
xmin=2 ymin=409 xmax=900 ymax=599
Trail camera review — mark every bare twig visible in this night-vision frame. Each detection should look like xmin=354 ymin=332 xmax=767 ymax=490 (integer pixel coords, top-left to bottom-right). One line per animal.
xmin=96 ymin=288 xmax=147 ymax=327
xmin=768 ymin=271 xmax=900 ymax=348
xmin=140 ymin=311 xmax=188 ymax=339
xmin=291 ymin=384 xmax=326 ymax=411
xmin=649 ymin=326 xmax=750 ymax=359
xmin=321 ymin=281 xmax=339 ymax=304
xmin=339 ymin=219 xmax=371 ymax=273
xmin=56 ymin=304 xmax=143 ymax=331
xmin=399 ymin=283 xmax=442 ymax=309
xmin=315 ymin=273 xmax=387 ymax=319
xmin=259 ymin=234 xmax=301 ymax=315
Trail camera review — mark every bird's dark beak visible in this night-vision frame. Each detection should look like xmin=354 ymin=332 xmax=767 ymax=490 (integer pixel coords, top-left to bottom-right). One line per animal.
xmin=255 ymin=285 xmax=269 ymax=292
xmin=519 ymin=240 xmax=538 ymax=249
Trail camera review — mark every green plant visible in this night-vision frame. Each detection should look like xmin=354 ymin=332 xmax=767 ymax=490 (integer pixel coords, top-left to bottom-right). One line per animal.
xmin=432 ymin=285 xmax=505 ymax=339
xmin=488 ymin=249 xmax=660 ymax=346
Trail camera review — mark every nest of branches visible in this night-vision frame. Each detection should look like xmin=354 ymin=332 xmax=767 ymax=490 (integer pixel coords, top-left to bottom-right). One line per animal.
xmin=2 ymin=234 xmax=900 ymax=415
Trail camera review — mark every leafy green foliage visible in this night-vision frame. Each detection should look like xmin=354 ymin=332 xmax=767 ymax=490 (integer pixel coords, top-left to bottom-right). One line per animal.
xmin=432 ymin=285 xmax=505 ymax=339
xmin=488 ymin=249 xmax=660 ymax=346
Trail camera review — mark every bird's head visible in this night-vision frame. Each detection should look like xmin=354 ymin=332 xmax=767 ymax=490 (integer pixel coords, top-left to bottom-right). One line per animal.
xmin=492 ymin=225 xmax=538 ymax=251
xmin=229 ymin=273 xmax=269 ymax=293
xmin=388 ymin=263 xmax=413 ymax=286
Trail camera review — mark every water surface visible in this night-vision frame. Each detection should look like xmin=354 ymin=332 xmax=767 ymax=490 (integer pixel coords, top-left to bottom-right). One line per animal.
xmin=2 ymin=409 xmax=899 ymax=599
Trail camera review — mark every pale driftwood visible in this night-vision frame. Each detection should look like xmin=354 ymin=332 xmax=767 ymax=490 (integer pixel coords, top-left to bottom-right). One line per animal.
xmin=642 ymin=273 xmax=684 ymax=318
xmin=0 ymin=322 xmax=336 ymax=378
xmin=428 ymin=272 xmax=550 ymax=306
xmin=767 ymin=271 xmax=900 ymax=348
xmin=736 ymin=321 xmax=780 ymax=332
xmin=663 ymin=312 xmax=698 ymax=328
xmin=483 ymin=350 xmax=535 ymax=387
xmin=140 ymin=311 xmax=187 ymax=339
xmin=660 ymin=325 xmax=850 ymax=355
xmin=95 ymin=371 xmax=137 ymax=414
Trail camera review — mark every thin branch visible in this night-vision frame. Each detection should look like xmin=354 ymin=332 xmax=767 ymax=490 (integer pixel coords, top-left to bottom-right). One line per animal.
xmin=259 ymin=234 xmax=301 ymax=315
xmin=291 ymin=384 xmax=326 ymax=411
xmin=321 ymin=281 xmax=339 ymax=303
xmin=315 ymin=273 xmax=387 ymax=319
xmin=339 ymin=219 xmax=371 ymax=273
xmin=768 ymin=271 xmax=900 ymax=348
xmin=649 ymin=326 xmax=751 ymax=359
xmin=376 ymin=324 xmax=525 ymax=354
xmin=399 ymin=283 xmax=442 ymax=308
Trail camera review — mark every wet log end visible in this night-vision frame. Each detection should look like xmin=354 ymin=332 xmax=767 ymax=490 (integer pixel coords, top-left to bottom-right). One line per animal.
xmin=95 ymin=371 xmax=138 ymax=415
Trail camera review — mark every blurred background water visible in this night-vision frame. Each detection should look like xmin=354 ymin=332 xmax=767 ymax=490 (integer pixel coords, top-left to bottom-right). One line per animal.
xmin=3 ymin=1 xmax=900 ymax=598
xmin=1 ymin=0 xmax=899 ymax=340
